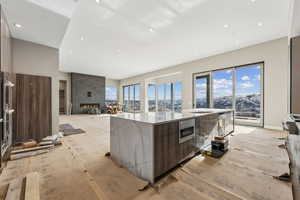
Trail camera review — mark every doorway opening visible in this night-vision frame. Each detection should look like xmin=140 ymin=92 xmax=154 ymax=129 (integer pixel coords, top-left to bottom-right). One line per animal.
xmin=59 ymin=80 xmax=67 ymax=115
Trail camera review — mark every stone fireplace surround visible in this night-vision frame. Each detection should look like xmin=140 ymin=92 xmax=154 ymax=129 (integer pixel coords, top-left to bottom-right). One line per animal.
xmin=71 ymin=73 xmax=105 ymax=114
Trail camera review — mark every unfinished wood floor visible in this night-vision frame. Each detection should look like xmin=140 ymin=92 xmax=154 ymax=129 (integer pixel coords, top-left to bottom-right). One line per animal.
xmin=0 ymin=115 xmax=293 ymax=200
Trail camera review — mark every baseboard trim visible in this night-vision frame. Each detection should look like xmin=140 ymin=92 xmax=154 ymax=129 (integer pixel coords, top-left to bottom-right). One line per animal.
xmin=264 ymin=125 xmax=283 ymax=131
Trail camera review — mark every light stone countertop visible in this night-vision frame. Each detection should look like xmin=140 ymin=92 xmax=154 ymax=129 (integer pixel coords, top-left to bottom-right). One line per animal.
xmin=111 ymin=108 xmax=233 ymax=125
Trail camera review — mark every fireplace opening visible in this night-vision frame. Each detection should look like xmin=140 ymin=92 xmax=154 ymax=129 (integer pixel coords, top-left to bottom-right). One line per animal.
xmin=80 ymin=103 xmax=100 ymax=114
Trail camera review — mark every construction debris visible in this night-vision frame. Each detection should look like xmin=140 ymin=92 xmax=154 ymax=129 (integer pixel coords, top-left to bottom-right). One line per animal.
xmin=41 ymin=133 xmax=63 ymax=145
xmin=13 ymin=140 xmax=38 ymax=151
xmin=25 ymin=172 xmax=40 ymax=200
xmin=1 ymin=172 xmax=40 ymax=200
xmin=5 ymin=177 xmax=23 ymax=200
xmin=10 ymin=134 xmax=63 ymax=160
xmin=273 ymin=173 xmax=291 ymax=182
xmin=11 ymin=145 xmax=54 ymax=155
xmin=10 ymin=149 xmax=50 ymax=161
xmin=38 ymin=141 xmax=54 ymax=146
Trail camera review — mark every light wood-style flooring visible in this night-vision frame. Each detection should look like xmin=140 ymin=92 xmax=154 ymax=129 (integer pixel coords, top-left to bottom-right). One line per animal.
xmin=0 ymin=115 xmax=293 ymax=200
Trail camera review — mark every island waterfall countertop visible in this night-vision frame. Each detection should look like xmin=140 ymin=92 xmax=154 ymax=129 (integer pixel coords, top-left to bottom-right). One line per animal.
xmin=111 ymin=108 xmax=233 ymax=125
xmin=110 ymin=108 xmax=234 ymax=183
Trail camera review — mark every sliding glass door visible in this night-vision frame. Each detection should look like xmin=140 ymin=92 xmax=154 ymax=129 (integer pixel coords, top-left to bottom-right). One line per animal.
xmin=148 ymin=82 xmax=182 ymax=112
xmin=123 ymin=84 xmax=140 ymax=113
xmin=212 ymin=69 xmax=233 ymax=109
xmin=157 ymin=85 xmax=165 ymax=112
xmin=165 ymin=83 xmax=172 ymax=111
xmin=194 ymin=63 xmax=264 ymax=126
xmin=195 ymin=74 xmax=210 ymax=108
xmin=148 ymin=84 xmax=156 ymax=112
xmin=173 ymin=82 xmax=182 ymax=112
xmin=129 ymin=86 xmax=134 ymax=111
xmin=235 ymin=64 xmax=263 ymax=125
xmin=123 ymin=86 xmax=129 ymax=112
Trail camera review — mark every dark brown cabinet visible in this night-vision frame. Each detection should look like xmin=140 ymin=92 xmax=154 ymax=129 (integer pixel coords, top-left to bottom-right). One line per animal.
xmin=14 ymin=74 xmax=52 ymax=143
xmin=291 ymin=36 xmax=300 ymax=114
xmin=154 ymin=121 xmax=195 ymax=178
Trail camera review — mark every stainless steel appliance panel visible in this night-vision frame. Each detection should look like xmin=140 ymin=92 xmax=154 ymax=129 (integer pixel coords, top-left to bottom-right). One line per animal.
xmin=179 ymin=119 xmax=195 ymax=144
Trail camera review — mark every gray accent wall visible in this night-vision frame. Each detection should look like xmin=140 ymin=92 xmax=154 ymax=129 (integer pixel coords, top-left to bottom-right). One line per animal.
xmin=71 ymin=73 xmax=105 ymax=114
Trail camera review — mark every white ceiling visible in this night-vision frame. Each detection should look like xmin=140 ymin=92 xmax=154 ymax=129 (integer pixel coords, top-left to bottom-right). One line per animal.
xmin=60 ymin=0 xmax=290 ymax=79
xmin=0 ymin=0 xmax=78 ymax=48
xmin=1 ymin=0 xmax=291 ymax=79
xmin=289 ymin=0 xmax=300 ymax=37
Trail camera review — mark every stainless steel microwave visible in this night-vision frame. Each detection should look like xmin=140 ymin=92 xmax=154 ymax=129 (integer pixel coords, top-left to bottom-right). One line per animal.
xmin=179 ymin=119 xmax=195 ymax=144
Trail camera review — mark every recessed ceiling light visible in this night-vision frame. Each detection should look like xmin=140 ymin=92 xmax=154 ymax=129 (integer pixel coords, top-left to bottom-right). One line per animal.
xmin=80 ymin=36 xmax=84 ymax=41
xmin=149 ymin=28 xmax=154 ymax=32
xmin=223 ymin=24 xmax=229 ymax=28
xmin=257 ymin=22 xmax=263 ymax=27
xmin=251 ymin=0 xmax=256 ymax=2
xmin=96 ymin=0 xmax=100 ymax=4
xmin=14 ymin=23 xmax=22 ymax=28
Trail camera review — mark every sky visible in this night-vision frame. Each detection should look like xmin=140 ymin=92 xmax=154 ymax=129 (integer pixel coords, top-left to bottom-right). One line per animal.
xmin=235 ymin=65 xmax=261 ymax=96
xmin=144 ymin=65 xmax=261 ymax=102
xmin=196 ymin=65 xmax=261 ymax=99
xmin=106 ymin=86 xmax=117 ymax=100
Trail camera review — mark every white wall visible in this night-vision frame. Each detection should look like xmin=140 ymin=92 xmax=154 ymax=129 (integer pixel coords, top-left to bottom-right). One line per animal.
xmin=106 ymin=78 xmax=120 ymax=101
xmin=120 ymin=38 xmax=289 ymax=129
xmin=12 ymin=38 xmax=71 ymax=134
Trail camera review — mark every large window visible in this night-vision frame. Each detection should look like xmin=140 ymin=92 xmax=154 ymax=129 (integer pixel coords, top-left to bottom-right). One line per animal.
xmin=212 ymin=69 xmax=233 ymax=109
xmin=123 ymin=84 xmax=140 ymax=113
xmin=133 ymin=85 xmax=140 ymax=111
xmin=173 ymin=82 xmax=182 ymax=112
xmin=123 ymin=86 xmax=129 ymax=112
xmin=147 ymin=82 xmax=182 ymax=112
xmin=194 ymin=63 xmax=263 ymax=126
xmin=105 ymin=86 xmax=118 ymax=105
xmin=157 ymin=85 xmax=165 ymax=112
xmin=148 ymin=84 xmax=156 ymax=112
xmin=195 ymin=75 xmax=210 ymax=108
xmin=235 ymin=65 xmax=262 ymax=124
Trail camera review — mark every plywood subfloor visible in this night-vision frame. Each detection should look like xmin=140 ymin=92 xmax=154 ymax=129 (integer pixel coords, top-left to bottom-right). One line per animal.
xmin=0 ymin=115 xmax=293 ymax=200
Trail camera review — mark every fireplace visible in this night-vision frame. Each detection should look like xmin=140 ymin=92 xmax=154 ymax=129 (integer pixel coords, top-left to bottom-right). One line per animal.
xmin=80 ymin=103 xmax=100 ymax=114
xmin=71 ymin=73 xmax=105 ymax=114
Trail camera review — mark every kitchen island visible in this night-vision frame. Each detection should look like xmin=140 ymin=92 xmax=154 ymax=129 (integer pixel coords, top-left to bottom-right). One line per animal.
xmin=110 ymin=109 xmax=234 ymax=183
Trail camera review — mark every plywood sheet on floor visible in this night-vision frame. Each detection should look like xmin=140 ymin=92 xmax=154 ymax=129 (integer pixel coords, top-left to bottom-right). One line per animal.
xmin=0 ymin=115 xmax=292 ymax=200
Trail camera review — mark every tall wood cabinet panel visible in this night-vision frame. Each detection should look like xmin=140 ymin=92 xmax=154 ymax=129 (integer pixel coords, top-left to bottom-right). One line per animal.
xmin=15 ymin=74 xmax=52 ymax=143
xmin=291 ymin=36 xmax=300 ymax=114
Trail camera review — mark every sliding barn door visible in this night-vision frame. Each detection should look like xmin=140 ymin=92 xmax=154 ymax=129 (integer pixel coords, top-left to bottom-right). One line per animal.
xmin=15 ymin=74 xmax=52 ymax=143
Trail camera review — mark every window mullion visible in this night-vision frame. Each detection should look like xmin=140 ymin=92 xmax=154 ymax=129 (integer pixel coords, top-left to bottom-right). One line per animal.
xmin=232 ymin=69 xmax=236 ymax=113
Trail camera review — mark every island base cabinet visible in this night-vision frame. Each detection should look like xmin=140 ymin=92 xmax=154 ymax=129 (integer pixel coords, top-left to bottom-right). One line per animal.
xmin=110 ymin=111 xmax=234 ymax=183
xmin=154 ymin=121 xmax=196 ymax=179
